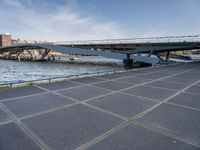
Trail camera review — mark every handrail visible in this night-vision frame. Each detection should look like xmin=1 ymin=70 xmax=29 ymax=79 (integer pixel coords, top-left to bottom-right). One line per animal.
xmin=0 ymin=68 xmax=123 ymax=88
xmin=54 ymin=35 xmax=200 ymax=45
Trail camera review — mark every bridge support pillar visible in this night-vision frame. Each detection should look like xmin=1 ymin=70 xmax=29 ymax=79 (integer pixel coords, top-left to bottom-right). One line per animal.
xmin=123 ymin=59 xmax=133 ymax=69
xmin=123 ymin=54 xmax=133 ymax=69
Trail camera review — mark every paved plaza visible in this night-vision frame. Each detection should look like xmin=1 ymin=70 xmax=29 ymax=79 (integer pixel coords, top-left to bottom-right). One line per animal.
xmin=0 ymin=63 xmax=200 ymax=150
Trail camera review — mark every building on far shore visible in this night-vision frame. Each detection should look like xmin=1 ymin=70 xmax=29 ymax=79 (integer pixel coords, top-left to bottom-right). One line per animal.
xmin=0 ymin=33 xmax=12 ymax=47
xmin=1 ymin=33 xmax=53 ymax=46
xmin=12 ymin=39 xmax=53 ymax=45
xmin=12 ymin=38 xmax=29 ymax=45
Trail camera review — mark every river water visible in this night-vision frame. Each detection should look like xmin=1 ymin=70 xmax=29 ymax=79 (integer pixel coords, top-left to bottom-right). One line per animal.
xmin=0 ymin=59 xmax=121 ymax=84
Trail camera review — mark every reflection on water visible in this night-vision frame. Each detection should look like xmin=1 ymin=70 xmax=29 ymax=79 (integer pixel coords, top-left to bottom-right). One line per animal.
xmin=0 ymin=59 xmax=120 ymax=84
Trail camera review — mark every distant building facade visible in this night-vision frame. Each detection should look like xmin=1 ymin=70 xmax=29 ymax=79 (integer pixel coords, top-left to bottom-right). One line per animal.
xmin=12 ymin=39 xmax=53 ymax=45
xmin=0 ymin=33 xmax=12 ymax=47
xmin=12 ymin=39 xmax=28 ymax=45
xmin=1 ymin=33 xmax=52 ymax=47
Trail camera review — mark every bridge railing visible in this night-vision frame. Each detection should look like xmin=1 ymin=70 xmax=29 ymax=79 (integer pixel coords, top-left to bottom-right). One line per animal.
xmin=54 ymin=35 xmax=200 ymax=45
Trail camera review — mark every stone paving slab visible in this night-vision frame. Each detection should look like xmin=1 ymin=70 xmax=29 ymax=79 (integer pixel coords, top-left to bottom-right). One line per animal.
xmin=123 ymin=85 xmax=177 ymax=101
xmin=94 ymin=74 xmax=122 ymax=79
xmin=0 ymin=86 xmax=46 ymax=101
xmin=88 ymin=93 xmax=157 ymax=118
xmin=138 ymin=103 xmax=200 ymax=145
xmin=168 ymin=92 xmax=200 ymax=109
xmin=175 ymin=73 xmax=200 ymax=80
xmin=196 ymin=82 xmax=200 ymax=87
xmin=58 ymin=86 xmax=111 ymax=101
xmin=92 ymin=80 xmax=134 ymax=91
xmin=163 ymin=76 xmax=197 ymax=85
xmin=23 ymin=104 xmax=122 ymax=150
xmin=87 ymin=124 xmax=199 ymax=150
xmin=38 ymin=80 xmax=80 ymax=91
xmin=0 ymin=107 xmax=10 ymax=123
xmin=115 ymin=76 xmax=152 ymax=84
xmin=3 ymin=93 xmax=74 ymax=117
xmin=186 ymin=86 xmax=200 ymax=95
xmin=0 ymin=123 xmax=41 ymax=150
xmin=70 ymin=77 xmax=105 ymax=84
xmin=113 ymin=70 xmax=149 ymax=76
xmin=146 ymin=80 xmax=187 ymax=90
xmin=134 ymin=72 xmax=167 ymax=80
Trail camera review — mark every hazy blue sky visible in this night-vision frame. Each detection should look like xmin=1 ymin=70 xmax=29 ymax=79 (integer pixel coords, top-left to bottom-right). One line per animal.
xmin=0 ymin=0 xmax=199 ymax=41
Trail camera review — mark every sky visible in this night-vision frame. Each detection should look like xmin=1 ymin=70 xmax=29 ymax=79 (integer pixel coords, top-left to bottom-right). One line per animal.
xmin=0 ymin=0 xmax=200 ymax=42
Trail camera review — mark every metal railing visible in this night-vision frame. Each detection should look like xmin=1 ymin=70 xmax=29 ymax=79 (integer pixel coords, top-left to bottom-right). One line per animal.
xmin=0 ymin=62 xmax=182 ymax=89
xmin=0 ymin=68 xmax=124 ymax=88
xmin=54 ymin=35 xmax=200 ymax=45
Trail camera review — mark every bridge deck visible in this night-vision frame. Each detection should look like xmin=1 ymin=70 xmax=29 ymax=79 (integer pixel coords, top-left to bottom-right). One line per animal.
xmin=0 ymin=63 xmax=200 ymax=150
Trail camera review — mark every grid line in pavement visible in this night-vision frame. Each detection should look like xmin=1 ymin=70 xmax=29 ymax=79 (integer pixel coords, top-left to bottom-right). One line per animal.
xmin=0 ymin=103 xmax=50 ymax=150
xmin=76 ymin=69 xmax=200 ymax=150
xmin=25 ymin=64 xmax=199 ymax=126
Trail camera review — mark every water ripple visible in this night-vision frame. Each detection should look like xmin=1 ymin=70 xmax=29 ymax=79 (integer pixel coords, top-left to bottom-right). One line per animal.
xmin=0 ymin=59 xmax=119 ymax=84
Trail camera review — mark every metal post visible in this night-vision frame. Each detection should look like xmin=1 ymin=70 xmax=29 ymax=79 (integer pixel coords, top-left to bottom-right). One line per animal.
xmin=148 ymin=50 xmax=154 ymax=57
xmin=165 ymin=51 xmax=170 ymax=61
xmin=156 ymin=54 xmax=164 ymax=62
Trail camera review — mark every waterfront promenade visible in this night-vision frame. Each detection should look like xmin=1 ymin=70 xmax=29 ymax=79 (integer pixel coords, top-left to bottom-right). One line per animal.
xmin=0 ymin=62 xmax=200 ymax=150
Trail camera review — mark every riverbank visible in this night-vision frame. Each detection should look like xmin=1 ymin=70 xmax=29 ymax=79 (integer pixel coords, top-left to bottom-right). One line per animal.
xmin=0 ymin=60 xmax=182 ymax=89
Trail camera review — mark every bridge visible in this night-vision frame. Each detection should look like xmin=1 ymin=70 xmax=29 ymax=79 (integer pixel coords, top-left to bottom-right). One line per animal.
xmin=0 ymin=35 xmax=200 ymax=69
